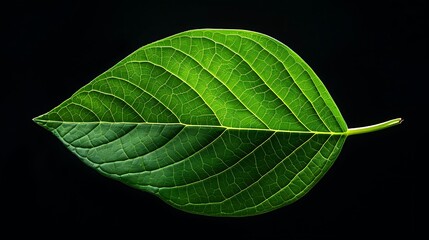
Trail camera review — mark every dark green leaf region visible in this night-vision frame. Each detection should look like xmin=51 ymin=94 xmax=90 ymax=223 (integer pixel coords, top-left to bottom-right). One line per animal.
xmin=34 ymin=29 xmax=402 ymax=217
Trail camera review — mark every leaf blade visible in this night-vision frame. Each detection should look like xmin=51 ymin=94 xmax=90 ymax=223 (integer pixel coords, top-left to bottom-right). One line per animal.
xmin=34 ymin=29 xmax=351 ymax=216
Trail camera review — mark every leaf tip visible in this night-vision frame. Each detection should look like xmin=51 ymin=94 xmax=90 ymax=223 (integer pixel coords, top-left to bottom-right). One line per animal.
xmin=32 ymin=115 xmax=43 ymax=125
xmin=32 ymin=114 xmax=54 ymax=130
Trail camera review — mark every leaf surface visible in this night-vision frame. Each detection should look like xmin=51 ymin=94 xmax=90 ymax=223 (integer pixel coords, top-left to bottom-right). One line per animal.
xmin=34 ymin=29 xmax=377 ymax=216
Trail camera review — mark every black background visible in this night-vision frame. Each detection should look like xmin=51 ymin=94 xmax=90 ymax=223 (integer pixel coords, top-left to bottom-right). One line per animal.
xmin=4 ymin=0 xmax=423 ymax=238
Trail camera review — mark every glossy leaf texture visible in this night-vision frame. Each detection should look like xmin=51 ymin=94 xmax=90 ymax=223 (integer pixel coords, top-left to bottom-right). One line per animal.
xmin=34 ymin=29 xmax=350 ymax=217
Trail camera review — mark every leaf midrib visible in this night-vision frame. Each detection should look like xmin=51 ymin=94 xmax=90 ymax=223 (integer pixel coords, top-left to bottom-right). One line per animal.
xmin=34 ymin=119 xmax=348 ymax=135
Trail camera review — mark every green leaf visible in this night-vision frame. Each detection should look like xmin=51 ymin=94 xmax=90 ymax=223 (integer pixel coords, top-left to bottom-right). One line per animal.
xmin=33 ymin=29 xmax=402 ymax=217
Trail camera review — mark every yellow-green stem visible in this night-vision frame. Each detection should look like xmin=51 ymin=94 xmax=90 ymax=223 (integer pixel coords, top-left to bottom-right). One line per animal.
xmin=347 ymin=118 xmax=403 ymax=136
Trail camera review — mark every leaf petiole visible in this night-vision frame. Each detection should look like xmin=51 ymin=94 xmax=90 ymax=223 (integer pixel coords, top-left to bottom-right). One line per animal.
xmin=346 ymin=118 xmax=403 ymax=136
